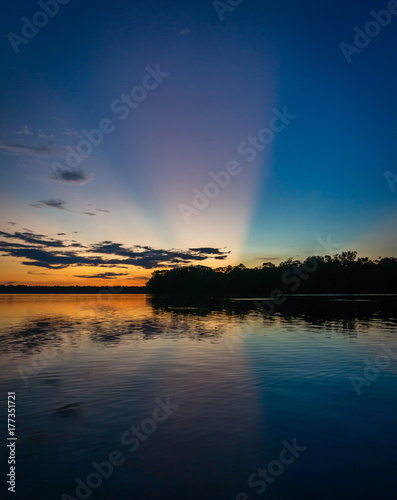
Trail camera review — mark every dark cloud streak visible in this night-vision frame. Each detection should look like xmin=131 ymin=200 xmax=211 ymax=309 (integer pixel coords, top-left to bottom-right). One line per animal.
xmin=31 ymin=199 xmax=67 ymax=211
xmin=74 ymin=272 xmax=129 ymax=279
xmin=50 ymin=165 xmax=92 ymax=185
xmin=0 ymin=142 xmax=56 ymax=156
xmin=0 ymin=230 xmax=230 ymax=271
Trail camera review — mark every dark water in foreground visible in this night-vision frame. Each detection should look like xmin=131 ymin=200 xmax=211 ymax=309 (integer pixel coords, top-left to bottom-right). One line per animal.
xmin=0 ymin=294 xmax=396 ymax=500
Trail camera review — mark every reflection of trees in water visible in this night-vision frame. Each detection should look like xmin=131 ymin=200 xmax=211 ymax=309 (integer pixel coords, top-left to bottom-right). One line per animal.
xmin=149 ymin=294 xmax=224 ymax=313
xmin=276 ymin=315 xmax=369 ymax=337
xmin=225 ymin=297 xmax=397 ymax=335
xmin=103 ymin=315 xmax=226 ymax=344
xmin=0 ymin=298 xmax=396 ymax=354
xmin=0 ymin=317 xmax=79 ymax=354
xmin=0 ymin=312 xmax=226 ymax=353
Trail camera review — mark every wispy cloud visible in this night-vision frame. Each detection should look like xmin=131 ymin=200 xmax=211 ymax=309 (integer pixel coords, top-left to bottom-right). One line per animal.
xmin=189 ymin=247 xmax=230 ymax=255
xmin=38 ymin=129 xmax=48 ymax=139
xmin=62 ymin=129 xmax=80 ymax=137
xmin=8 ymin=222 xmax=17 ymax=226
xmin=0 ymin=142 xmax=55 ymax=156
xmin=95 ymin=208 xmax=111 ymax=213
xmin=31 ymin=199 xmax=67 ymax=210
xmin=0 ymin=230 xmax=69 ymax=248
xmin=30 ymin=200 xmax=106 ymax=217
xmin=74 ymin=272 xmax=129 ymax=279
xmin=14 ymin=125 xmax=34 ymax=136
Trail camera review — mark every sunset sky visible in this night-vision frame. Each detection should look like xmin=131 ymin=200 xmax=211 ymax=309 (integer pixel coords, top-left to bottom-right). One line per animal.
xmin=1 ymin=0 xmax=397 ymax=285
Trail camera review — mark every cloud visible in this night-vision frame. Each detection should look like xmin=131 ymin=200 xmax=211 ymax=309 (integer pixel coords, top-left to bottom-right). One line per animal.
xmin=89 ymin=242 xmax=230 ymax=269
xmin=74 ymin=272 xmax=129 ymax=279
xmin=0 ymin=142 xmax=55 ymax=156
xmin=32 ymin=199 xmax=67 ymax=210
xmin=27 ymin=271 xmax=51 ymax=275
xmin=62 ymin=129 xmax=80 ymax=136
xmin=180 ymin=28 xmax=190 ymax=36
xmin=8 ymin=222 xmax=17 ymax=226
xmin=38 ymin=129 xmax=48 ymax=138
xmin=95 ymin=208 xmax=111 ymax=213
xmin=0 ymin=230 xmax=230 ymax=270
xmin=81 ymin=212 xmax=97 ymax=217
xmin=50 ymin=165 xmax=93 ymax=185
xmin=14 ymin=125 xmax=34 ymax=136
xmin=2 ymin=247 xmax=82 ymax=269
xmin=57 ymin=233 xmax=67 ymax=236
xmin=0 ymin=230 xmax=67 ymax=248
xmin=189 ymin=247 xmax=230 ymax=255
xmin=11 ymin=127 xmax=50 ymax=139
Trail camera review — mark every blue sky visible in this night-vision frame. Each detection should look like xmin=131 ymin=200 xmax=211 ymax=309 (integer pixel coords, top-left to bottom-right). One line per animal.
xmin=0 ymin=0 xmax=396 ymax=284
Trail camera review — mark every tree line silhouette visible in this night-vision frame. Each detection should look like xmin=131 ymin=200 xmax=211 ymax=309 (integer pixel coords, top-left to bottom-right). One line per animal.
xmin=147 ymin=252 xmax=397 ymax=296
xmin=0 ymin=285 xmax=147 ymax=294
xmin=2 ymin=252 xmax=396 ymax=296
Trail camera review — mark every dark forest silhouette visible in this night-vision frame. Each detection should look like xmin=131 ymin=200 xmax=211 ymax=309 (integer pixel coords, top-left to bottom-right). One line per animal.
xmin=147 ymin=251 xmax=397 ymax=296
xmin=2 ymin=252 xmax=397 ymax=296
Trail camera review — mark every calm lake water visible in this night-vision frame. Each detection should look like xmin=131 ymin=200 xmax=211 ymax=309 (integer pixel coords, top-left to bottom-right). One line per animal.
xmin=0 ymin=294 xmax=396 ymax=500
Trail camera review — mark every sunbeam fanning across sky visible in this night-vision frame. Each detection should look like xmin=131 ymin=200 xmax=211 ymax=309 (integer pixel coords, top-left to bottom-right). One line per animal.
xmin=2 ymin=3 xmax=397 ymax=500
xmin=1 ymin=0 xmax=397 ymax=285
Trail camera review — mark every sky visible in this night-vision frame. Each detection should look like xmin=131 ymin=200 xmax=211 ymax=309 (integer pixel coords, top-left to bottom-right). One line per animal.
xmin=0 ymin=0 xmax=397 ymax=286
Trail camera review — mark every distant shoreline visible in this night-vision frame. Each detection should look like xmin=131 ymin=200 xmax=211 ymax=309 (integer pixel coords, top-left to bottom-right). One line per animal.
xmin=0 ymin=285 xmax=148 ymax=294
